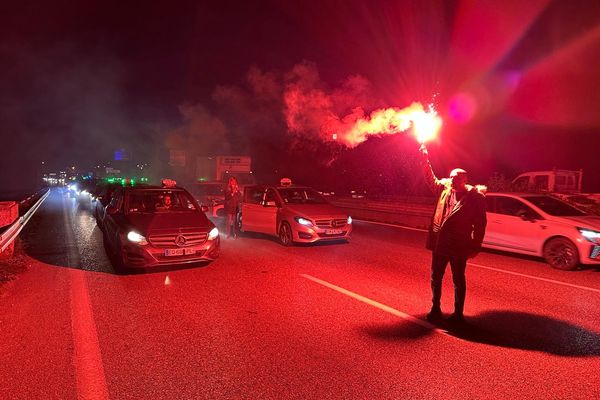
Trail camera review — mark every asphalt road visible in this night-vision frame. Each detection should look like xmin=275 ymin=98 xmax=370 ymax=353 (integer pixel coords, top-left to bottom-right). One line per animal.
xmin=1 ymin=189 xmax=599 ymax=399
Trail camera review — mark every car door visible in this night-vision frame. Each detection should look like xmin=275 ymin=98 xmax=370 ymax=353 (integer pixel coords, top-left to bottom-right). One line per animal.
xmin=255 ymin=188 xmax=279 ymax=235
xmin=241 ymin=186 xmax=266 ymax=233
xmin=482 ymin=195 xmax=500 ymax=246
xmin=487 ymin=195 xmax=544 ymax=253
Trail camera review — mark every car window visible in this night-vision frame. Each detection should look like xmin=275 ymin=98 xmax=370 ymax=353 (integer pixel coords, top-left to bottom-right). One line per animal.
xmin=277 ymin=188 xmax=328 ymax=204
xmin=494 ymin=197 xmax=539 ymax=219
xmin=127 ymin=190 xmax=197 ymax=213
xmin=512 ymin=176 xmax=529 ymax=191
xmin=244 ymin=187 xmax=265 ymax=205
xmin=108 ymin=190 xmax=123 ymax=212
xmin=265 ymin=188 xmax=281 ymax=206
xmin=523 ymin=195 xmax=586 ymax=216
xmin=534 ymin=175 xmax=549 ymax=191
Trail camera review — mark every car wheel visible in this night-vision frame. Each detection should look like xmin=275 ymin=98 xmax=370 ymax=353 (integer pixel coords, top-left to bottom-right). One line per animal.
xmin=236 ymin=212 xmax=243 ymax=233
xmin=278 ymin=222 xmax=293 ymax=246
xmin=543 ymin=237 xmax=579 ymax=271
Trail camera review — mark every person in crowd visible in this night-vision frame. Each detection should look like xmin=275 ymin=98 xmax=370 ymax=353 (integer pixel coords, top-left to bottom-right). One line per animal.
xmin=224 ymin=176 xmax=242 ymax=239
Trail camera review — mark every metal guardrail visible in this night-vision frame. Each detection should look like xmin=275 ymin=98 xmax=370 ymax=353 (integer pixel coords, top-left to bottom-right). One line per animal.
xmin=329 ymin=197 xmax=434 ymax=229
xmin=0 ymin=189 xmax=50 ymax=252
xmin=330 ymin=197 xmax=433 ymax=216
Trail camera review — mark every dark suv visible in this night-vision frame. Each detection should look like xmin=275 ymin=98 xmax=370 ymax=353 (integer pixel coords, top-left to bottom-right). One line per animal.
xmin=102 ymin=184 xmax=220 ymax=270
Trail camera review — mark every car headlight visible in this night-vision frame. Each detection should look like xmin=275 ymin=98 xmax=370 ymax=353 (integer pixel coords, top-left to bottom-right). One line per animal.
xmin=208 ymin=227 xmax=219 ymax=240
xmin=295 ymin=217 xmax=314 ymax=227
xmin=347 ymin=216 xmax=353 ymax=225
xmin=127 ymin=231 xmax=148 ymax=245
xmin=578 ymin=227 xmax=600 ymax=244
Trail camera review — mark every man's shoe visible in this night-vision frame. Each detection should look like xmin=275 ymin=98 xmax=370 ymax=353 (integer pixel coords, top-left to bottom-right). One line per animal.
xmin=447 ymin=313 xmax=465 ymax=325
xmin=426 ymin=308 xmax=443 ymax=322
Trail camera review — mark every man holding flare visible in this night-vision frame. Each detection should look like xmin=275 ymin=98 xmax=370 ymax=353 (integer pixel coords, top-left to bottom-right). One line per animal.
xmin=416 ymin=121 xmax=487 ymax=325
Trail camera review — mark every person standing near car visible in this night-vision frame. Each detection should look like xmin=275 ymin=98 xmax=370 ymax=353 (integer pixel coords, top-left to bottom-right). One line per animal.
xmin=224 ymin=176 xmax=242 ymax=239
xmin=419 ymin=144 xmax=487 ymax=324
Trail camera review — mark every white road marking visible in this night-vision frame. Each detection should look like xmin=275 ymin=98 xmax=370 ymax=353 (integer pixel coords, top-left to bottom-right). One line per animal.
xmin=468 ymin=262 xmax=600 ymax=294
xmin=300 ymin=274 xmax=448 ymax=334
xmin=63 ymin=194 xmax=110 ymax=400
xmin=358 ymin=219 xmax=600 ymax=294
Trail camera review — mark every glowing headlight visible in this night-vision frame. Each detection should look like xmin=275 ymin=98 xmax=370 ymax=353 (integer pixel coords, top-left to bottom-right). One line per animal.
xmin=295 ymin=217 xmax=313 ymax=227
xmin=127 ymin=231 xmax=148 ymax=245
xmin=578 ymin=227 xmax=600 ymax=244
xmin=347 ymin=216 xmax=353 ymax=225
xmin=208 ymin=227 xmax=219 ymax=240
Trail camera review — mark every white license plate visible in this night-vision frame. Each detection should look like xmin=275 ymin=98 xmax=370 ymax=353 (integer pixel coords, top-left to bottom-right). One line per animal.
xmin=325 ymin=229 xmax=343 ymax=235
xmin=164 ymin=248 xmax=195 ymax=256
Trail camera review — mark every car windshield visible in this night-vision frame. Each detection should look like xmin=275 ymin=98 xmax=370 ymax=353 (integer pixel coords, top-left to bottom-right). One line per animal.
xmin=127 ymin=190 xmax=197 ymax=213
xmin=523 ymin=195 xmax=586 ymax=216
xmin=277 ymin=187 xmax=328 ymax=204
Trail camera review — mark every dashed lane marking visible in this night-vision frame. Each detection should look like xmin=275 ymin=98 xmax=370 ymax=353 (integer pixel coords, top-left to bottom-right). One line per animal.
xmin=467 ymin=262 xmax=600 ymax=294
xmin=300 ymin=274 xmax=448 ymax=335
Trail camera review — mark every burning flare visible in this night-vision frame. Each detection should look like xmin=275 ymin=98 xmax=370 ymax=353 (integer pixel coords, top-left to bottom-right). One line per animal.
xmin=328 ymin=102 xmax=442 ymax=147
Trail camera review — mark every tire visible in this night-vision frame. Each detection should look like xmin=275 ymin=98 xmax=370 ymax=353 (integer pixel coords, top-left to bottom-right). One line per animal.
xmin=236 ymin=212 xmax=243 ymax=233
xmin=278 ymin=221 xmax=293 ymax=247
xmin=543 ymin=237 xmax=579 ymax=271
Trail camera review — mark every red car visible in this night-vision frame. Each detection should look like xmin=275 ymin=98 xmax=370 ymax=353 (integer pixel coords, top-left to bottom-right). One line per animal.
xmin=102 ymin=182 xmax=220 ymax=270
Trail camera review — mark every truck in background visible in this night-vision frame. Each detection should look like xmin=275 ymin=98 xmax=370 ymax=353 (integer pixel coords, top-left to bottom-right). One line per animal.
xmin=191 ymin=156 xmax=255 ymax=218
xmin=196 ymin=155 xmax=255 ymax=185
xmin=510 ymin=169 xmax=600 ymax=215
xmin=511 ymin=169 xmax=583 ymax=193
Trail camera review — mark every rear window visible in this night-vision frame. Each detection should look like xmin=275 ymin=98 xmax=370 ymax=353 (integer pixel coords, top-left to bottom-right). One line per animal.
xmin=127 ymin=190 xmax=197 ymax=213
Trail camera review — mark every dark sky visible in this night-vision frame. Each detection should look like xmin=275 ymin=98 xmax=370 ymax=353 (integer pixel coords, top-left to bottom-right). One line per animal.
xmin=2 ymin=0 xmax=600 ymax=192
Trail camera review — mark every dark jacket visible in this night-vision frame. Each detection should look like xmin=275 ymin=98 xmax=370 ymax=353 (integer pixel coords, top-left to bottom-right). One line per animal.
xmin=224 ymin=188 xmax=242 ymax=214
xmin=422 ymin=158 xmax=487 ymax=258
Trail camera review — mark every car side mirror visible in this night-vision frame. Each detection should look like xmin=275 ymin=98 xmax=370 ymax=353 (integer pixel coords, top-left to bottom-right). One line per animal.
xmin=264 ymin=200 xmax=277 ymax=207
xmin=200 ymin=205 xmax=209 ymax=213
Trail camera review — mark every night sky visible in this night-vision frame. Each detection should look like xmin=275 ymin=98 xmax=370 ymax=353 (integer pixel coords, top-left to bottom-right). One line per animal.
xmin=2 ymin=0 xmax=600 ymax=193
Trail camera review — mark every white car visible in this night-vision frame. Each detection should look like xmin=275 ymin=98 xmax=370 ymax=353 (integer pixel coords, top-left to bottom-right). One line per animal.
xmin=483 ymin=193 xmax=600 ymax=270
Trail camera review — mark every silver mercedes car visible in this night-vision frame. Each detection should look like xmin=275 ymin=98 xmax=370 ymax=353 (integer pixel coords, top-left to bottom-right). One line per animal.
xmin=239 ymin=179 xmax=352 ymax=246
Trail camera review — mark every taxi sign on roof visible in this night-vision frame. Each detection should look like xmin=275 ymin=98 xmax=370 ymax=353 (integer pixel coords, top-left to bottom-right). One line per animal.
xmin=162 ymin=178 xmax=177 ymax=188
xmin=280 ymin=178 xmax=292 ymax=187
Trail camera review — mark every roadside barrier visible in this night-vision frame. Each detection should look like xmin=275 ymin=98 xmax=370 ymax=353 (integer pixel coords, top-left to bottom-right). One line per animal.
xmin=0 ymin=189 xmax=50 ymax=255
xmin=329 ymin=197 xmax=433 ymax=229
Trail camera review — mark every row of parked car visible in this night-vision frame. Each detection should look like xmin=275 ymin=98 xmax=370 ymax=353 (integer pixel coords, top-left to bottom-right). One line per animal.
xmin=70 ymin=178 xmax=353 ymax=271
xmin=70 ymin=178 xmax=600 ymax=272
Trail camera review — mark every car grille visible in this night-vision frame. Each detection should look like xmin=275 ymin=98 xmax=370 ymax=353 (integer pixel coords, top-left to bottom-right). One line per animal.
xmin=149 ymin=232 xmax=208 ymax=248
xmin=314 ymin=218 xmax=347 ymax=228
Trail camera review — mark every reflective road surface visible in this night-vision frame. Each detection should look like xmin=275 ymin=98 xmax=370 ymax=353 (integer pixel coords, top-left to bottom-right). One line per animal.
xmin=1 ymin=189 xmax=599 ymax=399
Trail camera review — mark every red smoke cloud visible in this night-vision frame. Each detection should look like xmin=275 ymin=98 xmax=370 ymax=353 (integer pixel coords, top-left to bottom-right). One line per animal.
xmin=171 ymin=61 xmax=439 ymax=155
